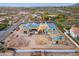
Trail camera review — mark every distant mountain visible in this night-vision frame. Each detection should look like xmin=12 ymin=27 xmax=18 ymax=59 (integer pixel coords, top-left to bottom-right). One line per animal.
xmin=72 ymin=3 xmax=79 ymax=6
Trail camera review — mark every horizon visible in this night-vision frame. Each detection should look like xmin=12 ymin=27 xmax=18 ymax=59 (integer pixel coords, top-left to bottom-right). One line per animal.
xmin=0 ymin=3 xmax=76 ymax=7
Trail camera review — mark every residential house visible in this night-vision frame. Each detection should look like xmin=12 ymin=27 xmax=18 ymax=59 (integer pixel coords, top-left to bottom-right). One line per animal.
xmin=70 ymin=26 xmax=79 ymax=39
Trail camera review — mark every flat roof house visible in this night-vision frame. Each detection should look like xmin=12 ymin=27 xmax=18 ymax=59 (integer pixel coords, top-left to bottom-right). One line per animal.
xmin=70 ymin=26 xmax=79 ymax=39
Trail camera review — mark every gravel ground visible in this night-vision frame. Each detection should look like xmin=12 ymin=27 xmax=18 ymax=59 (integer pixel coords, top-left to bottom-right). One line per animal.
xmin=3 ymin=25 xmax=78 ymax=56
xmin=5 ymin=29 xmax=76 ymax=49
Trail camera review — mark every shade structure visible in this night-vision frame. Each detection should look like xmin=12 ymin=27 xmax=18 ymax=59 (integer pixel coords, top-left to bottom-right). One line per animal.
xmin=23 ymin=23 xmax=30 ymax=29
xmin=31 ymin=23 xmax=39 ymax=27
xmin=47 ymin=23 xmax=56 ymax=30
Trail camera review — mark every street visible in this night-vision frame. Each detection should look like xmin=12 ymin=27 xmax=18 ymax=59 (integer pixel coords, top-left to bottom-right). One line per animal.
xmin=0 ymin=19 xmax=23 ymax=41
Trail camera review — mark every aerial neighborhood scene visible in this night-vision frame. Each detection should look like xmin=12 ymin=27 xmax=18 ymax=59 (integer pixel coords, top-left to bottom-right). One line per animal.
xmin=0 ymin=3 xmax=79 ymax=56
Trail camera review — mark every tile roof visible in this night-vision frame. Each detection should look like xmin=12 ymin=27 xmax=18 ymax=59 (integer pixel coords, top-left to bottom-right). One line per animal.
xmin=70 ymin=27 xmax=79 ymax=35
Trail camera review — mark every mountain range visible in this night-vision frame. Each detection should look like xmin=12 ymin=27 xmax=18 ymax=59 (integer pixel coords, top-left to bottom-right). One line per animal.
xmin=72 ymin=3 xmax=79 ymax=6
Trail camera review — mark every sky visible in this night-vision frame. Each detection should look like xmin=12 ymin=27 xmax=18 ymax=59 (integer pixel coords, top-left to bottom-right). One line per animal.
xmin=0 ymin=3 xmax=76 ymax=7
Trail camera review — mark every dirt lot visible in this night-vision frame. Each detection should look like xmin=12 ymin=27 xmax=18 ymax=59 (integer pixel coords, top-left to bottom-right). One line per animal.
xmin=4 ymin=29 xmax=76 ymax=50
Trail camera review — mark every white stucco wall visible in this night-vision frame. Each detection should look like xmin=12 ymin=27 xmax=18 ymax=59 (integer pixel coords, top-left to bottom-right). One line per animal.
xmin=70 ymin=30 xmax=77 ymax=38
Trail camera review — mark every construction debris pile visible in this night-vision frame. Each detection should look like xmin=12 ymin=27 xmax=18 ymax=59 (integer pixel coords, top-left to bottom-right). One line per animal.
xmin=35 ymin=35 xmax=51 ymax=45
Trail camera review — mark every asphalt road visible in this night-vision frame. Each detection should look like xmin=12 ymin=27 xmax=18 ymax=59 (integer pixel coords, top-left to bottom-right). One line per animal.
xmin=0 ymin=19 xmax=23 ymax=41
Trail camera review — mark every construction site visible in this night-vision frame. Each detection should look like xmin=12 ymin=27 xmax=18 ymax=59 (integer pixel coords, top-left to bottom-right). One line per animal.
xmin=2 ymin=22 xmax=79 ymax=56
